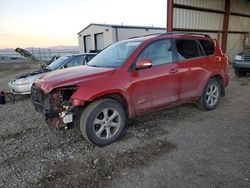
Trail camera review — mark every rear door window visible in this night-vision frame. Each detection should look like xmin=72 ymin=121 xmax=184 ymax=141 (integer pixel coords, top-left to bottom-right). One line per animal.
xmin=199 ymin=40 xmax=214 ymax=56
xmin=175 ymin=39 xmax=200 ymax=61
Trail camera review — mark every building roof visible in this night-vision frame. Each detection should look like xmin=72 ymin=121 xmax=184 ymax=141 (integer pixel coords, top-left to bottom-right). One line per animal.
xmin=78 ymin=23 xmax=166 ymax=34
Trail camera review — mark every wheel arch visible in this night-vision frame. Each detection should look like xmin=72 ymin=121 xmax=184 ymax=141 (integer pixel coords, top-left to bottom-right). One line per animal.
xmin=80 ymin=91 xmax=133 ymax=118
xmin=208 ymin=74 xmax=225 ymax=97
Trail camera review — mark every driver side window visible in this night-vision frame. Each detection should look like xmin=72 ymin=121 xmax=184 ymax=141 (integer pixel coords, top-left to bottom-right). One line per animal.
xmin=137 ymin=39 xmax=173 ymax=66
xmin=65 ymin=56 xmax=85 ymax=68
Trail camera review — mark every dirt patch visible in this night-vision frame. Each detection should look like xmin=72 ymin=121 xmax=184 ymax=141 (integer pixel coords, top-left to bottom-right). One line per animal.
xmin=38 ymin=139 xmax=176 ymax=187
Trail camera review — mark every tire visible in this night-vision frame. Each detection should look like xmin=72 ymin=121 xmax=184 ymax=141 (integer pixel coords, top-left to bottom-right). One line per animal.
xmin=235 ymin=69 xmax=246 ymax=77
xmin=198 ymin=79 xmax=221 ymax=111
xmin=79 ymin=98 xmax=127 ymax=146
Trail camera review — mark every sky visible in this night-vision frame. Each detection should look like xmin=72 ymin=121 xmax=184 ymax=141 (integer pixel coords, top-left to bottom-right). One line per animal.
xmin=0 ymin=0 xmax=166 ymax=49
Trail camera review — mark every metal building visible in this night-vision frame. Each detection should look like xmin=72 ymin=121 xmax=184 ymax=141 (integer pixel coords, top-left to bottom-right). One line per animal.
xmin=78 ymin=0 xmax=250 ymax=60
xmin=77 ymin=23 xmax=166 ymax=53
xmin=167 ymin=0 xmax=250 ymax=60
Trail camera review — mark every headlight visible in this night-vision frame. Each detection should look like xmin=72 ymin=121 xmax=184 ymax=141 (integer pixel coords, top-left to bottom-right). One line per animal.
xmin=14 ymin=78 xmax=30 ymax=85
xmin=234 ymin=55 xmax=242 ymax=61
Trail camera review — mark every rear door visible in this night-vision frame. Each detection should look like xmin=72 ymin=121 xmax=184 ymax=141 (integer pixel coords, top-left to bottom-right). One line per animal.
xmin=175 ymin=39 xmax=209 ymax=100
xmin=129 ymin=39 xmax=179 ymax=114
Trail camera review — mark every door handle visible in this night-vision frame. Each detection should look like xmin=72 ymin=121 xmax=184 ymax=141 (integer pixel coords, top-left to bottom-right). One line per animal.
xmin=170 ymin=69 xmax=178 ymax=74
xmin=203 ymin=64 xmax=208 ymax=67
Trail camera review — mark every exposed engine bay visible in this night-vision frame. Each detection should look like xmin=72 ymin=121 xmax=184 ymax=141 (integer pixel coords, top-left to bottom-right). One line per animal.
xmin=31 ymin=85 xmax=78 ymax=129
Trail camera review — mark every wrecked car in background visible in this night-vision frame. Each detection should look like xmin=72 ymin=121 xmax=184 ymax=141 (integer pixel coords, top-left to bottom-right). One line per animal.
xmin=233 ymin=49 xmax=250 ymax=76
xmin=31 ymin=32 xmax=229 ymax=146
xmin=8 ymin=48 xmax=96 ymax=94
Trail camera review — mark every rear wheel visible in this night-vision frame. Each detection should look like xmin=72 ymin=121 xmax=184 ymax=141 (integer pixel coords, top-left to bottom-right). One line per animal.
xmin=198 ymin=79 xmax=221 ymax=111
xmin=80 ymin=99 xmax=126 ymax=146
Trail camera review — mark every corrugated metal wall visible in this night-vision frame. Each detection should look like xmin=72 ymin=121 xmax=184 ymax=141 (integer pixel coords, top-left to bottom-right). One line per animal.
xmin=173 ymin=9 xmax=223 ymax=30
xmin=173 ymin=0 xmax=250 ymax=60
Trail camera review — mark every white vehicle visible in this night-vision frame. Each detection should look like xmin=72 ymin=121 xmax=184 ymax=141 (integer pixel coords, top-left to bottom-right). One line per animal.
xmin=9 ymin=48 xmax=96 ymax=94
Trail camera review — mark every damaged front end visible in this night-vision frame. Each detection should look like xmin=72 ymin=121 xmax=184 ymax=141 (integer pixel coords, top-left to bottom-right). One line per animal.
xmin=31 ymin=84 xmax=80 ymax=130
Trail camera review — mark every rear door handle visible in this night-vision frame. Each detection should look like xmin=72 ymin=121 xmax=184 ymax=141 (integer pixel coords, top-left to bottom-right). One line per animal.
xmin=170 ymin=69 xmax=178 ymax=74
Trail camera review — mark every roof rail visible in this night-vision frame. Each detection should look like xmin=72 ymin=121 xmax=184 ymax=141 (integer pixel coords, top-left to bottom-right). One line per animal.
xmin=128 ymin=33 xmax=163 ymax=39
xmin=160 ymin=32 xmax=211 ymax=38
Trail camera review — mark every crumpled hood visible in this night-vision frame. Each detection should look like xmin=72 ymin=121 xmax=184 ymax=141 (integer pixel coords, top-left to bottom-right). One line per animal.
xmin=35 ymin=65 xmax=115 ymax=93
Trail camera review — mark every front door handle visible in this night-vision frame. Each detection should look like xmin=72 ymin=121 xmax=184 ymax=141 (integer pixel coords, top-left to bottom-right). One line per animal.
xmin=170 ymin=69 xmax=178 ymax=74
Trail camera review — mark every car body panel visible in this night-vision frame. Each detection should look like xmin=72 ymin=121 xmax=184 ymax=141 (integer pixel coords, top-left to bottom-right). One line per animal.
xmin=36 ymin=66 xmax=116 ymax=93
xmin=128 ymin=62 xmax=178 ymax=115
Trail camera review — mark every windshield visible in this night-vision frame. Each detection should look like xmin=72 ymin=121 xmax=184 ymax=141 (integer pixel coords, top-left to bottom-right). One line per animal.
xmin=47 ymin=56 xmax=70 ymax=70
xmin=87 ymin=41 xmax=142 ymax=68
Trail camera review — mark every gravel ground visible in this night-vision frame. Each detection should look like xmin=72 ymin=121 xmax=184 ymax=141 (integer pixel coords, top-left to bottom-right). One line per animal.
xmin=0 ymin=62 xmax=249 ymax=188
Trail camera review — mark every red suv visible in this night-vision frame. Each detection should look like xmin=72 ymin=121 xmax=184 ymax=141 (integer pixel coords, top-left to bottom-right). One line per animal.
xmin=31 ymin=32 xmax=229 ymax=146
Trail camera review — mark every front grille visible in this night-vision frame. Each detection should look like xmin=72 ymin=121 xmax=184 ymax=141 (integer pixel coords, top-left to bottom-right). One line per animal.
xmin=243 ymin=54 xmax=250 ymax=62
xmin=31 ymin=84 xmax=59 ymax=119
xmin=31 ymin=84 xmax=46 ymax=113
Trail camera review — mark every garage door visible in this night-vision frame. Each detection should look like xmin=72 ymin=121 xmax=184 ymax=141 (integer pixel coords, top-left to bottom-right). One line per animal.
xmin=84 ymin=35 xmax=91 ymax=53
xmin=95 ymin=33 xmax=104 ymax=51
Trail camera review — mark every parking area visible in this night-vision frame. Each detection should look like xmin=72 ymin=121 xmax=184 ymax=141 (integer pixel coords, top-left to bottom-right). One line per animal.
xmin=0 ymin=62 xmax=250 ymax=188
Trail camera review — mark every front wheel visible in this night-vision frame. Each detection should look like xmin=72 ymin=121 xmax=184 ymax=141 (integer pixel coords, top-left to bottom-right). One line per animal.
xmin=79 ymin=99 xmax=127 ymax=146
xmin=198 ymin=79 xmax=221 ymax=111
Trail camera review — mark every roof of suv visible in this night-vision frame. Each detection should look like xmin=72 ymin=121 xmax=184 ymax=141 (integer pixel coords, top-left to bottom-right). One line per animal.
xmin=126 ymin=32 xmax=212 ymax=43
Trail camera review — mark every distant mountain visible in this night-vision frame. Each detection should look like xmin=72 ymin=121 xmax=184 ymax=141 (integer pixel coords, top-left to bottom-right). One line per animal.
xmin=49 ymin=45 xmax=79 ymax=50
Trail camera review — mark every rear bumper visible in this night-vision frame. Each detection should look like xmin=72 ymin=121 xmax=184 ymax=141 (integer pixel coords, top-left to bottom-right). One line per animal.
xmin=233 ymin=61 xmax=250 ymax=69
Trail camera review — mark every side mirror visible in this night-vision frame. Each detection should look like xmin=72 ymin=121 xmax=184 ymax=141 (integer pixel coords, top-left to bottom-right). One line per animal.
xmin=135 ymin=58 xmax=152 ymax=70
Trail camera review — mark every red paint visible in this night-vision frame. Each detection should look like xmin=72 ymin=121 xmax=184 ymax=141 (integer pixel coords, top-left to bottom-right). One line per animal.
xmin=34 ymin=34 xmax=229 ymax=119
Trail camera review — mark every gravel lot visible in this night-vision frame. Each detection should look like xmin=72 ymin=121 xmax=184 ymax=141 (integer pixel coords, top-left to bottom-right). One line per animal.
xmin=0 ymin=61 xmax=249 ymax=188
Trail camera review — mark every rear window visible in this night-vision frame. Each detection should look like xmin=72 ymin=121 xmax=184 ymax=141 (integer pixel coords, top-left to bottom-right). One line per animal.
xmin=199 ymin=40 xmax=214 ymax=56
xmin=176 ymin=39 xmax=200 ymax=60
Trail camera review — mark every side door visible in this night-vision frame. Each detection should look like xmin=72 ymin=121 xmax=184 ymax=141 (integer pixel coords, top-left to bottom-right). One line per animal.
xmin=64 ymin=55 xmax=86 ymax=68
xmin=175 ymin=39 xmax=210 ymax=100
xmin=129 ymin=39 xmax=179 ymax=115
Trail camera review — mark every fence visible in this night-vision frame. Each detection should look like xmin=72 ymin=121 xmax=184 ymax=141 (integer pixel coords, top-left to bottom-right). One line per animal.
xmin=0 ymin=48 xmax=79 ymax=62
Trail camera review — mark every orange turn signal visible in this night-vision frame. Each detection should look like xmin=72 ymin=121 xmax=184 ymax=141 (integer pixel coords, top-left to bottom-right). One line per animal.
xmin=72 ymin=99 xmax=84 ymax=106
